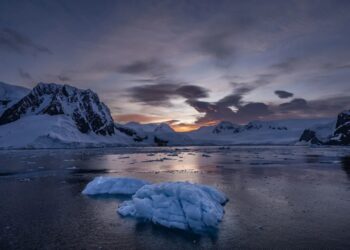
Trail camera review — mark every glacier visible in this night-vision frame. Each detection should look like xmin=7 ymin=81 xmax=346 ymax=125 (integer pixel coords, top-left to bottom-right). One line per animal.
xmin=117 ymin=181 xmax=228 ymax=232
xmin=82 ymin=176 xmax=150 ymax=195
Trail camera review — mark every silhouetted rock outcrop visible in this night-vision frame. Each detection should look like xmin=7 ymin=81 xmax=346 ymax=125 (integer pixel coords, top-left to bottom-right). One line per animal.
xmin=299 ymin=110 xmax=350 ymax=145
xmin=299 ymin=129 xmax=323 ymax=145
xmin=328 ymin=110 xmax=350 ymax=145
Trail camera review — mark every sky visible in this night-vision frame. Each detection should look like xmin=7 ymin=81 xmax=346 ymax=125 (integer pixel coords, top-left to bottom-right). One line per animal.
xmin=1 ymin=0 xmax=350 ymax=131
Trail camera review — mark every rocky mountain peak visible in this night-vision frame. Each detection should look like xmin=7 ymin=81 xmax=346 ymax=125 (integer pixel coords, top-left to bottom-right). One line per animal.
xmin=0 ymin=82 xmax=115 ymax=135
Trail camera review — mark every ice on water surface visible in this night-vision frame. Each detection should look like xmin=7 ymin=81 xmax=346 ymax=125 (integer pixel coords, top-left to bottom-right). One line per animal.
xmin=118 ymin=181 xmax=228 ymax=232
xmin=82 ymin=176 xmax=150 ymax=195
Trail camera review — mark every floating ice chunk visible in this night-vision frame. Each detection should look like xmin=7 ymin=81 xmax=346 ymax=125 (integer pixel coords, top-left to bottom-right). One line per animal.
xmin=117 ymin=182 xmax=228 ymax=232
xmin=82 ymin=176 xmax=150 ymax=195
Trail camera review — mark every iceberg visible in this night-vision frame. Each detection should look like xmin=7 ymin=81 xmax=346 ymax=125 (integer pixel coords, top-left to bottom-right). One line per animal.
xmin=82 ymin=176 xmax=150 ymax=195
xmin=117 ymin=182 xmax=228 ymax=232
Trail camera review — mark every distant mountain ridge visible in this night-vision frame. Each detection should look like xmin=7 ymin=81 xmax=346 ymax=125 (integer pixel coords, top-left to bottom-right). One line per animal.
xmin=0 ymin=81 xmax=348 ymax=149
xmin=186 ymin=118 xmax=335 ymax=145
xmin=120 ymin=122 xmax=192 ymax=146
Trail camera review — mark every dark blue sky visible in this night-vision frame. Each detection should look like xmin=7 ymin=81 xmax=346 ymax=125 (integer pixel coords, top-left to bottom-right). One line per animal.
xmin=1 ymin=0 xmax=350 ymax=130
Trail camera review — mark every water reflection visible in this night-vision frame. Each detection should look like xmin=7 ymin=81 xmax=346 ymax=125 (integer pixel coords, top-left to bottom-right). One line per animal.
xmin=341 ymin=155 xmax=350 ymax=179
xmin=1 ymin=146 xmax=350 ymax=249
xmin=134 ymin=221 xmax=219 ymax=245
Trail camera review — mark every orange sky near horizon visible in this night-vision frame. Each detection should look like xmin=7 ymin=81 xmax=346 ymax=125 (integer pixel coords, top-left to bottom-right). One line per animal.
xmin=114 ymin=114 xmax=218 ymax=132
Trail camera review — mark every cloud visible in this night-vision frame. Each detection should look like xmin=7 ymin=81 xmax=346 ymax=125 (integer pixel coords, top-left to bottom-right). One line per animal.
xmin=117 ymin=59 xmax=171 ymax=78
xmin=186 ymin=89 xmax=350 ymax=125
xmin=279 ymin=98 xmax=308 ymax=112
xmin=18 ymin=68 xmax=32 ymax=80
xmin=186 ymin=98 xmax=273 ymax=125
xmin=230 ymin=73 xmax=277 ymax=94
xmin=237 ymin=102 xmax=272 ymax=118
xmin=0 ymin=27 xmax=52 ymax=55
xmin=126 ymin=83 xmax=209 ymax=106
xmin=57 ymin=75 xmax=71 ymax=82
xmin=199 ymin=32 xmax=235 ymax=67
xmin=307 ymin=96 xmax=350 ymax=116
xmin=274 ymin=90 xmax=294 ymax=99
xmin=271 ymin=95 xmax=350 ymax=118
xmin=164 ymin=119 xmax=180 ymax=125
xmin=114 ymin=113 xmax=165 ymax=123
xmin=175 ymin=85 xmax=209 ymax=99
xmin=321 ymin=62 xmax=350 ymax=71
xmin=270 ymin=57 xmax=300 ymax=74
xmin=216 ymin=94 xmax=242 ymax=107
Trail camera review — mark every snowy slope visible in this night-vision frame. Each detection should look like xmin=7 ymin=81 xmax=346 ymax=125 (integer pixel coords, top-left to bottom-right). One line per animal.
xmin=0 ymin=82 xmax=137 ymax=149
xmin=0 ymin=115 xmax=133 ymax=149
xmin=0 ymin=82 xmax=30 ymax=115
xmin=186 ymin=119 xmax=335 ymax=145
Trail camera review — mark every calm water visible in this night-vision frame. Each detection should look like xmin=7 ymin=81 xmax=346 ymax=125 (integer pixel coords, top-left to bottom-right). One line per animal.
xmin=0 ymin=146 xmax=350 ymax=249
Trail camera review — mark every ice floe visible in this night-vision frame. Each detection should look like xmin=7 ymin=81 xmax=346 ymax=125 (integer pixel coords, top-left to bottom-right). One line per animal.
xmin=82 ymin=176 xmax=150 ymax=195
xmin=117 ymin=181 xmax=228 ymax=232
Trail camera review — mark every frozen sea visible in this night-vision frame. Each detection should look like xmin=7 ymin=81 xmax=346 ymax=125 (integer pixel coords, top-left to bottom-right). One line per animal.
xmin=0 ymin=146 xmax=350 ymax=249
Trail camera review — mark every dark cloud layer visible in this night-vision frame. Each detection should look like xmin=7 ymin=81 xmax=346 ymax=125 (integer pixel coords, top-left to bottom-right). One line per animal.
xmin=127 ymin=83 xmax=209 ymax=106
xmin=279 ymin=98 xmax=308 ymax=111
xmin=186 ymin=88 xmax=350 ymax=124
xmin=187 ymin=98 xmax=273 ymax=124
xmin=275 ymin=90 xmax=294 ymax=99
xmin=0 ymin=27 xmax=52 ymax=55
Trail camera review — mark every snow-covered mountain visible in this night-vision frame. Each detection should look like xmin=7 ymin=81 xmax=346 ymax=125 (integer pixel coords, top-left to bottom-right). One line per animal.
xmin=299 ymin=110 xmax=350 ymax=145
xmin=187 ymin=119 xmax=335 ymax=145
xmin=121 ymin=122 xmax=193 ymax=146
xmin=0 ymin=82 xmax=348 ymax=148
xmin=0 ymin=83 xmax=115 ymax=135
xmin=0 ymin=115 xmax=133 ymax=149
xmin=124 ymin=122 xmax=174 ymax=134
xmin=0 ymin=82 xmax=30 ymax=115
xmin=0 ymin=83 xmax=134 ymax=149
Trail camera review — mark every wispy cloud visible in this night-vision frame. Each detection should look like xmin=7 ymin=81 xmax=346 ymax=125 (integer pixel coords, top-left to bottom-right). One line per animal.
xmin=0 ymin=27 xmax=52 ymax=55
xmin=18 ymin=68 xmax=32 ymax=80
